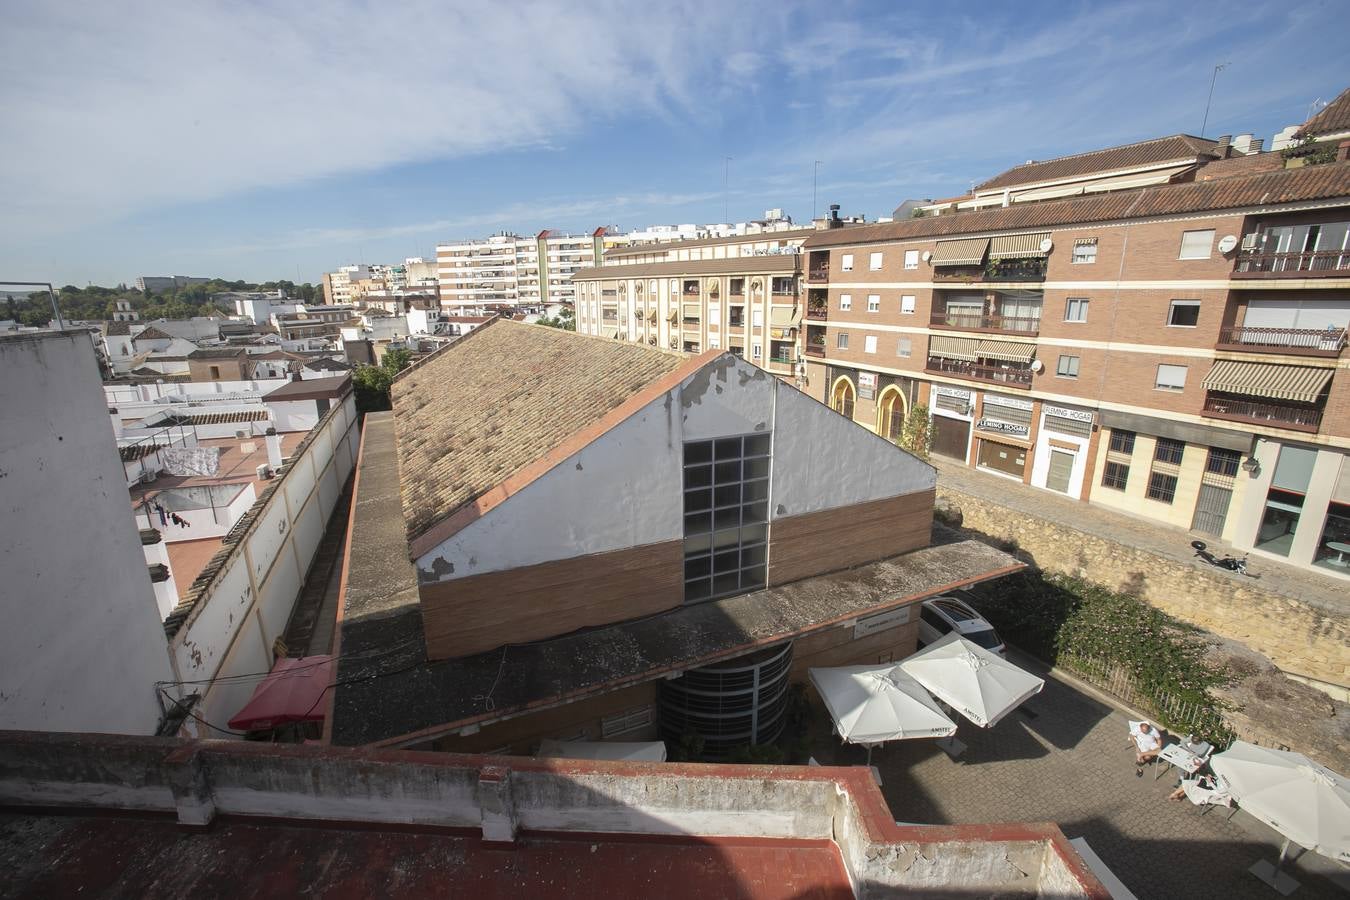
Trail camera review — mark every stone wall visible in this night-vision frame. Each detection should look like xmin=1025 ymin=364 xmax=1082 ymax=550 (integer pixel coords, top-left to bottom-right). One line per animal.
xmin=937 ymin=487 xmax=1349 ymax=689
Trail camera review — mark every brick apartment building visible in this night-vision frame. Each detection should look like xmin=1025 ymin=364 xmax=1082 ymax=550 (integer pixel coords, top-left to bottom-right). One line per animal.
xmin=328 ymin=319 xmax=1020 ymax=755
xmin=572 ymin=226 xmax=818 ymax=380
xmin=798 ymin=124 xmax=1350 ymax=580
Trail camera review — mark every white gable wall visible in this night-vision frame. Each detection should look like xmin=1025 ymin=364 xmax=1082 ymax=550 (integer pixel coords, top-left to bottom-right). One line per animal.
xmin=415 ymin=353 xmax=934 ymax=584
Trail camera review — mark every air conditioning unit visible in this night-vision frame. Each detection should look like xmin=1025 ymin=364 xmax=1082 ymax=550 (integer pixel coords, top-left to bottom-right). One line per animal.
xmin=235 ymin=430 xmax=248 ymax=440
xmin=1240 ymin=233 xmax=1258 ymax=251
xmin=256 ymin=464 xmax=273 ymax=480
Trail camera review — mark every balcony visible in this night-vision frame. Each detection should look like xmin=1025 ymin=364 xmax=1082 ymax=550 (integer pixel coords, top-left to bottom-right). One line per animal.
xmin=1202 ymin=393 xmax=1323 ymax=433
xmin=768 ymin=351 xmax=797 ymax=369
xmin=807 ymin=266 xmax=829 ymax=282
xmin=925 ymin=357 xmax=1033 ymax=388
xmin=805 ymin=303 xmax=828 ymax=321
xmin=1217 ymin=325 xmax=1347 ymax=357
xmin=1233 ymin=250 xmax=1350 ymax=278
xmin=803 ymin=342 xmax=826 ymax=358
xmin=933 ymin=258 xmax=1048 ymax=284
xmin=682 ymin=317 xmax=701 ymax=329
xmin=929 ymin=310 xmax=1041 ymax=336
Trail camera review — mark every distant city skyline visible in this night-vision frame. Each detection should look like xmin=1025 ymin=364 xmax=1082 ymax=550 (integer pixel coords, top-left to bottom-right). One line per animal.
xmin=1 ymin=0 xmax=1343 ymax=286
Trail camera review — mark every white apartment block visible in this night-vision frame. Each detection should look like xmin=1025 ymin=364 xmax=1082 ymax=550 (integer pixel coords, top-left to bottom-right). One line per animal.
xmin=435 ymin=229 xmax=609 ymax=309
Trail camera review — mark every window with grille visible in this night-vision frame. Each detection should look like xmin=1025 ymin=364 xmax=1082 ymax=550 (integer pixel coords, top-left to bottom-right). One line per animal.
xmin=1147 ymin=471 xmax=1178 ymax=503
xmin=1109 ymin=429 xmax=1136 ymax=454
xmin=1102 ymin=461 xmax=1130 ymax=490
xmin=1044 ymin=413 xmax=1092 ymax=437
xmin=1205 ymin=447 xmax=1241 ymax=478
xmin=1154 ymin=438 xmax=1185 ymax=465
xmin=682 ymin=434 xmax=771 ymax=604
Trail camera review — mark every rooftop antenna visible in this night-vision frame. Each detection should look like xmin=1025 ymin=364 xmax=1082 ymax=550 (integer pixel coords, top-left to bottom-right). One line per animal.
xmin=812 ymin=160 xmax=822 ymax=221
xmin=723 ymin=156 xmax=732 ymax=225
xmin=1308 ymin=97 xmax=1327 ymax=121
xmin=1199 ymin=61 xmax=1230 ymax=137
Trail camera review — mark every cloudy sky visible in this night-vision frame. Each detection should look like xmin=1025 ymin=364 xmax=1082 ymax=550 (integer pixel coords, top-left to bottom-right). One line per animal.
xmin=2 ymin=0 xmax=1345 ymax=287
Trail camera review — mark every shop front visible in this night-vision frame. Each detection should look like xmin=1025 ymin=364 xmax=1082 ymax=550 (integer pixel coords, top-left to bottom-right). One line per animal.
xmin=1031 ymin=404 xmax=1095 ymax=497
xmin=930 ymin=386 xmax=973 ymax=462
xmin=974 ymin=394 xmax=1034 ymax=481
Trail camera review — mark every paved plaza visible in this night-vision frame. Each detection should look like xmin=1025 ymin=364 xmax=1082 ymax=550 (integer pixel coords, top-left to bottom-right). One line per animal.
xmin=805 ymin=653 xmax=1348 ymax=899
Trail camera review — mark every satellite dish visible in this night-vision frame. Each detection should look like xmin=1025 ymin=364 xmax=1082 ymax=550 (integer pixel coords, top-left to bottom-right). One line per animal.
xmin=1039 ymin=238 xmax=1053 ymax=253
xmin=1030 ymin=359 xmax=1045 ymax=373
xmin=921 ymin=250 xmax=932 ymax=263
xmin=1217 ymin=234 xmax=1239 ymax=254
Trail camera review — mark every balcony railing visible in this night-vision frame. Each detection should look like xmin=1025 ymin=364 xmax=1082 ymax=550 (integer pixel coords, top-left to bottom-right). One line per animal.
xmin=805 ymin=305 xmax=828 ymax=321
xmin=803 ymin=342 xmax=826 ymax=358
xmin=929 ymin=311 xmax=1041 ymax=336
xmin=1217 ymin=325 xmax=1347 ymax=356
xmin=807 ymin=267 xmax=829 ymax=282
xmin=925 ymin=357 xmax=1033 ymax=388
xmin=1233 ymin=250 xmax=1350 ymax=278
xmin=768 ymin=352 xmax=797 ymax=366
xmin=727 ymin=318 xmax=745 ymax=328
xmin=933 ymin=258 xmax=1048 ymax=283
xmin=1202 ymin=393 xmax=1323 ymax=432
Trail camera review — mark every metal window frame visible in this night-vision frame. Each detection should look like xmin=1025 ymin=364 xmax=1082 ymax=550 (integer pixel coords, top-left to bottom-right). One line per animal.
xmin=682 ymin=434 xmax=772 ymax=604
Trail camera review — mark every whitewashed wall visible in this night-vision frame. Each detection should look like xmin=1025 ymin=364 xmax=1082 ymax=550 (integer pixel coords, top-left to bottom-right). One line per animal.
xmin=0 ymin=332 xmax=176 ymax=734
xmin=170 ymin=392 xmax=359 ymax=737
xmin=416 ymin=354 xmax=934 ymax=584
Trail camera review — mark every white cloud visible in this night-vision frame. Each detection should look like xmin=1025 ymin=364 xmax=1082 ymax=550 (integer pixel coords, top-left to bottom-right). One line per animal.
xmin=0 ymin=0 xmax=757 ymax=237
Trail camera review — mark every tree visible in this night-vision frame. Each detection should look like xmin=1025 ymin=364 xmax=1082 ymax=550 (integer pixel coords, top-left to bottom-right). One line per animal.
xmin=382 ymin=347 xmax=412 ymax=374
xmin=351 ymin=348 xmax=413 ymax=413
xmin=901 ymin=404 xmax=933 ymax=460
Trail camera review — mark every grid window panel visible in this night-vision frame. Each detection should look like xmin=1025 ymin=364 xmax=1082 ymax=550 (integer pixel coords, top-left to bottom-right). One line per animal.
xmin=1109 ymin=429 xmax=1136 ymax=454
xmin=682 ymin=434 xmax=771 ymax=603
xmin=1064 ymin=297 xmax=1089 ymax=322
xmin=1154 ymin=438 xmax=1186 ymax=465
xmin=1102 ymin=461 xmax=1130 ymax=490
xmin=1147 ymin=471 xmax=1178 ymax=503
xmin=1206 ymin=447 xmax=1241 ymax=477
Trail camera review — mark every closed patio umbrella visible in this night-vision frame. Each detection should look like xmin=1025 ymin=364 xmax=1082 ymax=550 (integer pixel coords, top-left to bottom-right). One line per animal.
xmin=809 ymin=664 xmax=957 ymax=765
xmin=898 ymin=632 xmax=1044 ymax=728
xmin=1210 ymin=741 xmax=1349 ymax=891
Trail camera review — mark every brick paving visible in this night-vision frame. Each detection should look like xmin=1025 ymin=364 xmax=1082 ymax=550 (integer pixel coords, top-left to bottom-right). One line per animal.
xmin=804 ymin=654 xmax=1348 ymax=899
xmin=931 ymin=457 xmax=1349 ymax=619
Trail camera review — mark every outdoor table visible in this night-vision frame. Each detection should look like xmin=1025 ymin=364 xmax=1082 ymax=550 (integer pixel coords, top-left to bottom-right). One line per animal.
xmin=1156 ymin=742 xmax=1205 ymax=780
xmin=1325 ymin=541 xmax=1350 ymax=566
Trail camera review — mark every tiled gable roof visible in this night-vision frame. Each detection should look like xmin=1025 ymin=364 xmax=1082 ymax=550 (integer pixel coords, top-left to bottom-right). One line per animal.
xmin=804 ymin=161 xmax=1350 ymax=249
xmin=132 ymin=325 xmax=174 ymax=341
xmin=975 ymin=135 xmax=1217 ymax=192
xmin=188 ymin=347 xmax=247 ymax=359
xmin=391 ymin=319 xmax=690 ymax=546
xmin=1298 ymin=87 xmax=1350 ymax=138
xmin=105 ymin=320 xmax=132 ymax=335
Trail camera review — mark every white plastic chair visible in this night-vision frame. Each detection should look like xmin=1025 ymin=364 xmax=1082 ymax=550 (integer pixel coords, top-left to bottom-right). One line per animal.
xmin=1182 ymin=773 xmax=1237 ymax=820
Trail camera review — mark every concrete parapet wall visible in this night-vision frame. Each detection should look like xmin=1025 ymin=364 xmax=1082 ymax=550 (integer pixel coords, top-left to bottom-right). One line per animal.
xmin=0 ymin=731 xmax=1106 ymax=898
xmin=939 ymin=486 xmax=1350 ymax=688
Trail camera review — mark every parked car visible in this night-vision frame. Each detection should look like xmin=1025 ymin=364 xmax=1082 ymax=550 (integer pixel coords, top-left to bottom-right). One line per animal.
xmin=917 ymin=592 xmax=1006 ymax=657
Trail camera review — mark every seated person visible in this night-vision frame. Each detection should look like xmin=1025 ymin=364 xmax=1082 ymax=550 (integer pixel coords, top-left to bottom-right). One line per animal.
xmin=1130 ymin=721 xmax=1163 ymax=776
xmin=1169 ymin=772 xmax=1231 ymax=806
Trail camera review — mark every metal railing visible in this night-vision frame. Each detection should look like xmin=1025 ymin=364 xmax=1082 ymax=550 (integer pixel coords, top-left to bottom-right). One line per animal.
xmin=930 ymin=311 xmax=1041 ymax=335
xmin=925 ymin=357 xmax=1034 ymax=386
xmin=1059 ymin=652 xmax=1232 ymax=746
xmin=1217 ymin=325 xmax=1346 ymax=354
xmin=803 ymin=343 xmax=826 ymax=358
xmin=807 ymin=268 xmax=829 ymax=282
xmin=805 ymin=305 xmax=828 ymax=321
xmin=1202 ymin=393 xmax=1323 ymax=431
xmin=1233 ymin=249 xmax=1350 ymax=277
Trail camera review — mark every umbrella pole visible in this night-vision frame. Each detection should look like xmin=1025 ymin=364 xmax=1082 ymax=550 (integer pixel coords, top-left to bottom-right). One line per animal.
xmin=866 ymin=745 xmax=873 ymax=767
xmin=1274 ymin=838 xmax=1290 ymax=874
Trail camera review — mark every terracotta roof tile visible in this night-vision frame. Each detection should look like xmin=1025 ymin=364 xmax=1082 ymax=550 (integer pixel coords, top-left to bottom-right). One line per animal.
xmin=1298 ymin=87 xmax=1350 ymax=138
xmin=104 ymin=320 xmax=132 ymax=335
xmin=132 ymin=325 xmax=174 ymax=341
xmin=804 ymin=161 xmax=1350 ymax=249
xmin=604 ymin=227 xmax=817 ymax=258
xmin=188 ymin=347 xmax=247 ymax=359
xmin=391 ymin=319 xmax=689 ymax=544
xmin=975 ymin=135 xmax=1218 ymax=192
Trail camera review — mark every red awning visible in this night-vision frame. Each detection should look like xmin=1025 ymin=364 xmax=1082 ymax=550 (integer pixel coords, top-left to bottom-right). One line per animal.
xmin=228 ymin=655 xmax=334 ymax=732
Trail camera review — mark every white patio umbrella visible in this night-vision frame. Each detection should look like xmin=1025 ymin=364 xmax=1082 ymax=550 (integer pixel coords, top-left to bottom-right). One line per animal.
xmin=898 ymin=632 xmax=1044 ymax=728
xmin=1210 ymin=740 xmax=1349 ymax=887
xmin=809 ymin=663 xmax=957 ymax=764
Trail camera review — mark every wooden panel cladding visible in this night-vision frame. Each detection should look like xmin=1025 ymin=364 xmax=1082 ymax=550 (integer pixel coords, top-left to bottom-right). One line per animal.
xmin=789 ymin=617 xmax=920 ymax=680
xmin=420 ymin=541 xmax=683 ymax=660
xmin=767 ymin=490 xmax=935 ymax=587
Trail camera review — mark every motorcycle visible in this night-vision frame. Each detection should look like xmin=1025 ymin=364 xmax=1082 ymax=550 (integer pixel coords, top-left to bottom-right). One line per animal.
xmin=1190 ymin=540 xmax=1256 ymax=577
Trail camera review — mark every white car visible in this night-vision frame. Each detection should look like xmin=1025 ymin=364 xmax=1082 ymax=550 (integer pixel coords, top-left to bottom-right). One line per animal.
xmin=917 ymin=592 xmax=1006 ymax=657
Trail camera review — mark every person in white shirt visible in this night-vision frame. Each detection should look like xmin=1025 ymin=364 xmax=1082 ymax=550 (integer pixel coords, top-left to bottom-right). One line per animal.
xmin=1131 ymin=721 xmax=1163 ymax=776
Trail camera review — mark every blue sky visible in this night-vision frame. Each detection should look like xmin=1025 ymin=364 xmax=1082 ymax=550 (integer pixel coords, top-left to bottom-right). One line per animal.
xmin=2 ymin=0 xmax=1346 ymax=287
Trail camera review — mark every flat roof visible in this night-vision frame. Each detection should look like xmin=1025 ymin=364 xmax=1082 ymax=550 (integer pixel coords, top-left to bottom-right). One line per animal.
xmin=330 ymin=413 xmax=1023 ymax=747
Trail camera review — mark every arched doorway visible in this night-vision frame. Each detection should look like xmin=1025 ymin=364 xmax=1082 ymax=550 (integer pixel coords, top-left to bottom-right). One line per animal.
xmin=830 ymin=376 xmax=856 ymax=420
xmin=876 ymin=385 xmax=907 ymax=443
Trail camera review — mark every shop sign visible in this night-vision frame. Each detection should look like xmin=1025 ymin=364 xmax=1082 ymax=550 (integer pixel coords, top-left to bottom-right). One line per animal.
xmin=1043 ymin=405 xmax=1095 ymax=423
xmin=934 ymin=386 xmax=971 ymax=400
xmin=982 ymin=394 xmax=1034 ymax=412
xmin=976 ymin=418 xmax=1030 ymax=438
xmin=858 ymin=371 xmax=877 ymax=400
xmin=854 ymin=606 xmax=911 ymax=639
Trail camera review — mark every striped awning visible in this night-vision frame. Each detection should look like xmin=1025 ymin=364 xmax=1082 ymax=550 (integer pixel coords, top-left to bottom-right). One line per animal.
xmin=977 ymin=339 xmax=1037 ymax=363
xmin=931 ymin=237 xmax=989 ymax=267
xmin=1202 ymin=360 xmax=1333 ymax=403
xmin=769 ymin=306 xmax=795 ymax=327
xmin=928 ymin=335 xmax=980 ymax=362
xmin=989 ymin=233 xmax=1050 ymax=258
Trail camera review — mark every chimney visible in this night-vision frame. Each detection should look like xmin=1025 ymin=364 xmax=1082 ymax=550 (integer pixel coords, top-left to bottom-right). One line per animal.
xmin=1338 ymin=140 xmax=1350 ymax=163
xmin=264 ymin=427 xmax=283 ymax=468
xmin=1213 ymin=135 xmax=1232 ymax=158
xmin=828 ymin=204 xmax=841 ymax=229
xmin=1248 ymin=137 xmax=1264 ymax=153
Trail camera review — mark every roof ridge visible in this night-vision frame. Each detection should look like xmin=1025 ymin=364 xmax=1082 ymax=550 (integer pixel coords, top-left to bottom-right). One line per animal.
xmin=1002 ymin=133 xmax=1213 ymax=169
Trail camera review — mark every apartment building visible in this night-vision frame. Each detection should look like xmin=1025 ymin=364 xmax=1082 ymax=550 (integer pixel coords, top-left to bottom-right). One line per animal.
xmin=800 ymin=132 xmax=1350 ymax=580
xmin=329 ymin=319 xmax=1019 ymax=755
xmin=435 ymin=229 xmax=611 ymax=309
xmin=572 ymin=225 xmax=820 ymax=383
